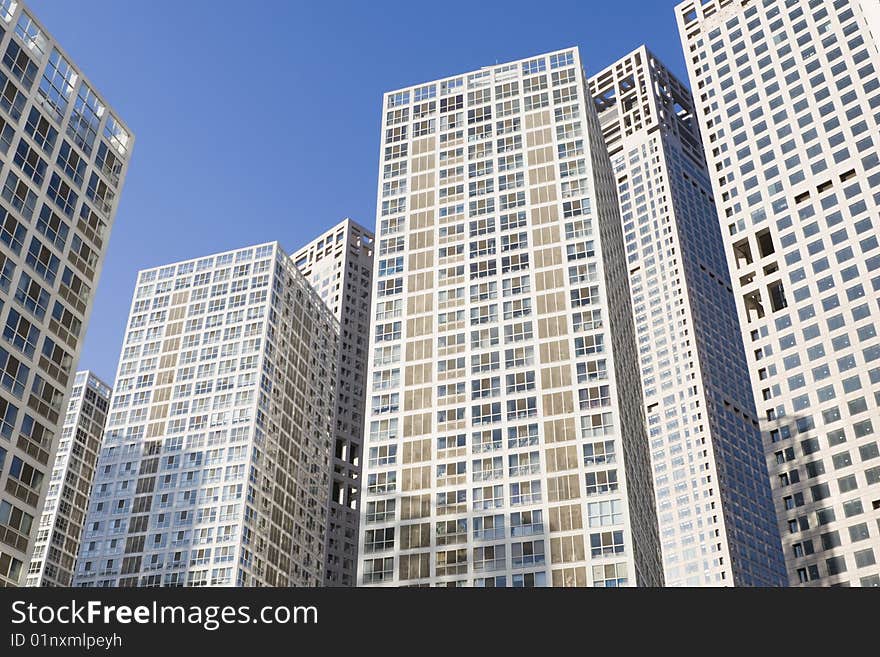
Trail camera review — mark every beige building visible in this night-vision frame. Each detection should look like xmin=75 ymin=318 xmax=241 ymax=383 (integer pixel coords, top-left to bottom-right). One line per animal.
xmin=676 ymin=0 xmax=880 ymax=586
xmin=73 ymin=243 xmax=337 ymax=587
xmin=0 ymin=0 xmax=133 ymax=586
xmin=358 ymin=47 xmax=663 ymax=587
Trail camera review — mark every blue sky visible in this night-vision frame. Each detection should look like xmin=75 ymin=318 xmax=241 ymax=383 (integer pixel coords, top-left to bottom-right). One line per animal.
xmin=28 ymin=0 xmax=690 ymax=382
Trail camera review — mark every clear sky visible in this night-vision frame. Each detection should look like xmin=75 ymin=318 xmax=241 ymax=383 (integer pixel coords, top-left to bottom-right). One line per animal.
xmin=27 ymin=0 xmax=690 ymax=383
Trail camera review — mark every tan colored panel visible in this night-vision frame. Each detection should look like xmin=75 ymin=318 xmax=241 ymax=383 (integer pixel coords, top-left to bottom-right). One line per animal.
xmin=538 ymin=315 xmax=568 ymax=339
xmin=408 ymin=271 xmax=434 ymax=293
xmin=406 ymin=316 xmax=433 ymax=338
xmin=411 ymin=229 xmax=435 ymax=250
xmin=539 ymin=339 xmax=570 ymax=364
xmin=548 ymin=474 xmax=580 ymax=502
xmin=527 ymin=145 xmax=554 ymax=166
xmin=405 ymin=363 xmax=432 ymax=386
xmin=548 ymin=503 xmax=584 ymax=531
xmin=152 ymin=387 xmax=171 ymax=403
xmin=146 ymin=422 xmax=165 ymax=438
xmin=530 ymin=204 xmax=559 ymax=226
xmin=402 ymin=466 xmax=431 ymax=491
xmin=403 ymin=412 xmax=432 ymax=437
xmin=552 ymin=567 xmax=587 ymax=587
xmin=401 ymin=494 xmax=431 ymax=520
xmin=403 ymin=438 xmax=432 ymax=464
xmin=410 ymin=191 xmax=435 ymax=210
xmin=528 ymin=164 xmax=556 ymax=184
xmin=543 ymin=417 xmax=577 ymax=444
xmin=412 ymin=155 xmax=434 ymax=173
xmin=411 ymin=173 xmax=434 ymax=191
xmin=406 ymin=293 xmax=433 ymax=316
xmin=533 ymin=247 xmax=562 ymax=269
xmin=540 ymin=365 xmax=572 ymax=389
xmin=405 ymin=338 xmax=432 ymax=361
xmin=526 ymin=127 xmax=552 ymax=149
xmin=529 ymin=185 xmax=557 ymax=205
xmin=545 ymin=444 xmax=578 ymax=472
xmin=532 ymin=225 xmax=558 ymax=248
xmin=404 ymin=386 xmax=432 ymax=412
xmin=412 ymin=137 xmax=435 ymax=155
xmin=400 ymin=523 xmax=431 ymax=550
xmin=536 ymin=291 xmax=566 ymax=315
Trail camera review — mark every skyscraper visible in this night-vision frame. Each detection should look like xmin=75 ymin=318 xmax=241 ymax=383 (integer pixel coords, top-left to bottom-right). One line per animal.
xmin=291 ymin=218 xmax=374 ymax=586
xmin=0 ymin=0 xmax=133 ymax=587
xmin=676 ymin=0 xmax=880 ymax=586
xmin=358 ymin=47 xmax=663 ymax=587
xmin=25 ymin=370 xmax=110 ymax=586
xmin=73 ymin=243 xmax=337 ymax=587
xmin=589 ymin=46 xmax=786 ymax=586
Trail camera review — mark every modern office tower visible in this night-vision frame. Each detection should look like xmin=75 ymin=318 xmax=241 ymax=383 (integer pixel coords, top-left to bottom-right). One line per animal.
xmin=0 ymin=1 xmax=133 ymax=587
xmin=292 ymin=218 xmax=374 ymax=586
xmin=676 ymin=0 xmax=880 ymax=586
xmin=589 ymin=47 xmax=786 ymax=586
xmin=358 ymin=47 xmax=663 ymax=588
xmin=25 ymin=370 xmax=110 ymax=586
xmin=72 ymin=243 xmax=337 ymax=587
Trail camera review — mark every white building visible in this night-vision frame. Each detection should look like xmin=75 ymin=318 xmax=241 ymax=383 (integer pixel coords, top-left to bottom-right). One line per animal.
xmin=73 ymin=243 xmax=337 ymax=587
xmin=358 ymin=47 xmax=663 ymax=587
xmin=589 ymin=46 xmax=786 ymax=586
xmin=292 ymin=218 xmax=374 ymax=586
xmin=0 ymin=0 xmax=133 ymax=586
xmin=676 ymin=0 xmax=880 ymax=586
xmin=25 ymin=370 xmax=110 ymax=586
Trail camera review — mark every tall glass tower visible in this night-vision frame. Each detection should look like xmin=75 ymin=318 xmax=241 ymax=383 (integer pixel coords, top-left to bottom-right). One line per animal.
xmin=589 ymin=46 xmax=786 ymax=586
xmin=73 ymin=243 xmax=337 ymax=587
xmin=358 ymin=47 xmax=663 ymax=587
xmin=25 ymin=370 xmax=110 ymax=586
xmin=0 ymin=0 xmax=133 ymax=586
xmin=292 ymin=218 xmax=374 ymax=586
xmin=677 ymin=0 xmax=880 ymax=586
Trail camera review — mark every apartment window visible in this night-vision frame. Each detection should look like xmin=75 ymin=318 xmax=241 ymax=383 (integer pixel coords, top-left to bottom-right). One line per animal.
xmin=590 ymin=530 xmax=624 ymax=557
xmin=585 ymin=469 xmax=618 ymax=495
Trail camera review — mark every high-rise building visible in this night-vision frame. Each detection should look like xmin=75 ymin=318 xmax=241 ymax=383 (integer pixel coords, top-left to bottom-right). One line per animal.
xmin=589 ymin=46 xmax=786 ymax=586
xmin=0 ymin=0 xmax=133 ymax=587
xmin=358 ymin=47 xmax=663 ymax=587
xmin=72 ymin=242 xmax=337 ymax=587
xmin=25 ymin=370 xmax=110 ymax=586
xmin=676 ymin=0 xmax=880 ymax=586
xmin=291 ymin=218 xmax=373 ymax=586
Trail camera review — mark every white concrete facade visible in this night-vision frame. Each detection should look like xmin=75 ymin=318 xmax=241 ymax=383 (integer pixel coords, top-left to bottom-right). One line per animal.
xmin=25 ymin=369 xmax=110 ymax=586
xmin=72 ymin=243 xmax=337 ymax=587
xmin=358 ymin=47 xmax=663 ymax=587
xmin=590 ymin=46 xmax=786 ymax=586
xmin=677 ymin=0 xmax=880 ymax=586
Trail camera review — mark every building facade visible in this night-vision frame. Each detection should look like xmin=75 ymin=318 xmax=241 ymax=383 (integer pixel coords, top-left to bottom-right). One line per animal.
xmin=589 ymin=47 xmax=786 ymax=586
xmin=358 ymin=47 xmax=663 ymax=587
xmin=25 ymin=370 xmax=110 ymax=586
xmin=292 ymin=218 xmax=373 ymax=586
xmin=0 ymin=0 xmax=133 ymax=587
xmin=676 ymin=0 xmax=880 ymax=586
xmin=72 ymin=243 xmax=337 ymax=587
